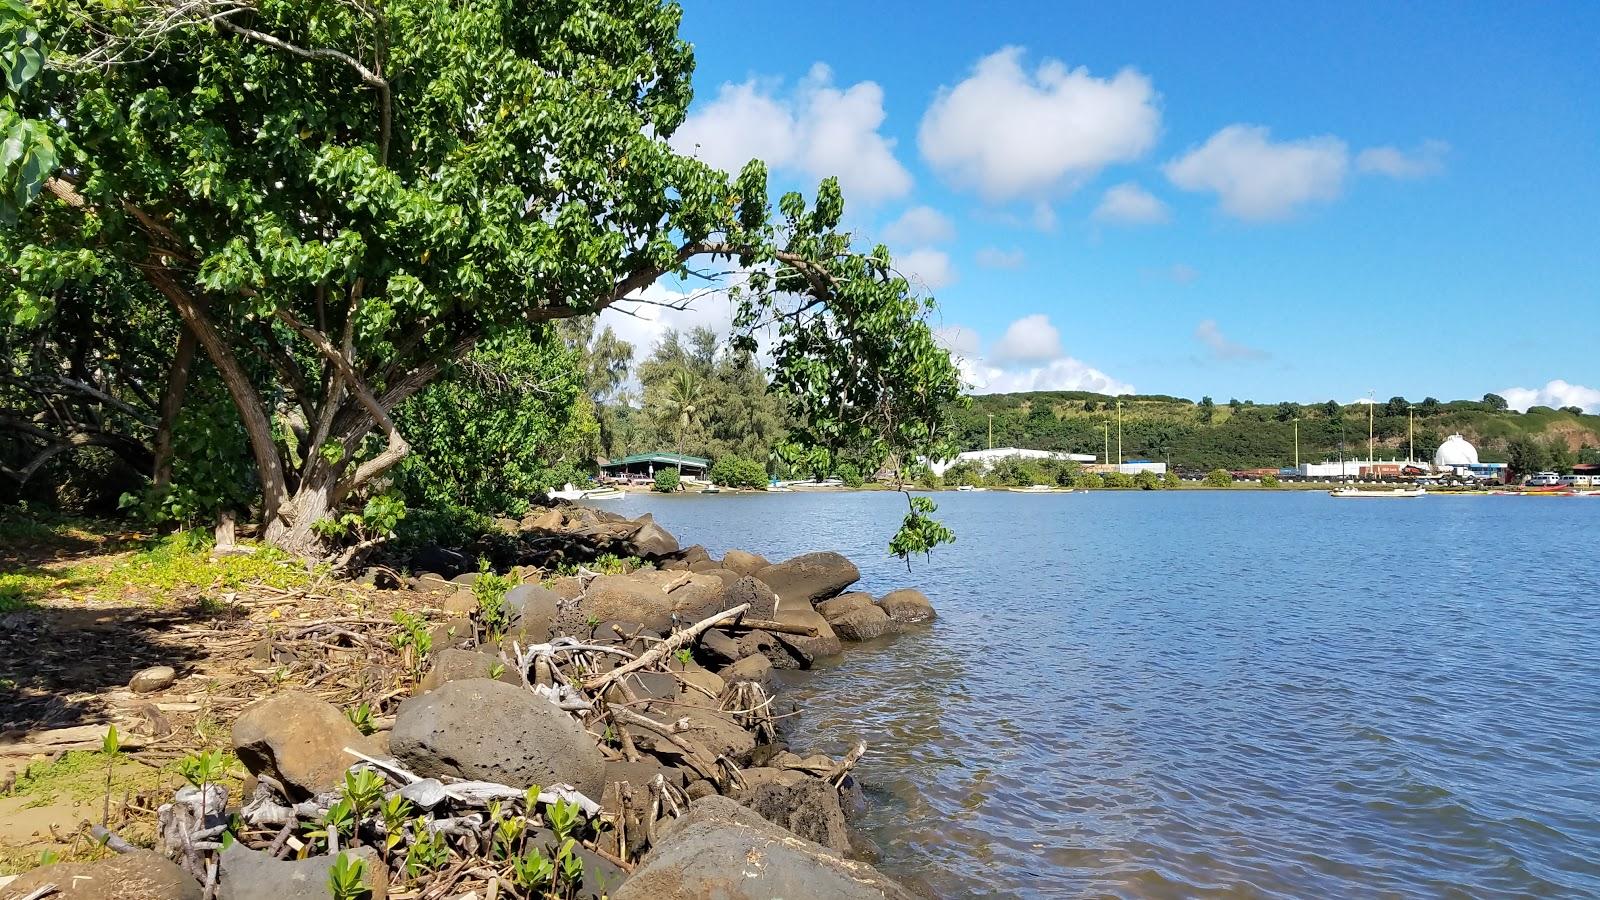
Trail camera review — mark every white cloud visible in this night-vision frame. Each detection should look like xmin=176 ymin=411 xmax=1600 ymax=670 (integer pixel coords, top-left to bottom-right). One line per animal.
xmin=672 ymin=63 xmax=912 ymax=203
xmin=600 ymin=284 xmax=737 ymax=373
xmin=1194 ymin=318 xmax=1270 ymax=361
xmin=1498 ymin=379 xmax=1600 ymax=413
xmin=1164 ymin=124 xmax=1348 ymax=221
xmin=897 ymin=247 xmax=956 ymax=290
xmin=882 ymin=205 xmax=955 ymax=245
xmin=1357 ymin=139 xmax=1449 ymax=179
xmin=918 ymin=47 xmax=1161 ymax=201
xmin=975 ymin=247 xmax=1026 ymax=269
xmin=938 ymin=314 xmax=1133 ymax=395
xmin=964 ymin=357 xmax=1135 ymax=395
xmin=991 ymin=313 xmax=1063 ymax=363
xmin=1093 ymin=181 xmax=1170 ymax=225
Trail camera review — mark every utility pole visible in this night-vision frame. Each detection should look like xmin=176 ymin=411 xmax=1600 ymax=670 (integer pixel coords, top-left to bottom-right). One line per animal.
xmin=987 ymin=413 xmax=994 ymax=450
xmin=1293 ymin=418 xmax=1300 ymax=470
xmin=1408 ymin=408 xmax=1415 ymax=464
xmin=1101 ymin=424 xmax=1109 ymax=467
xmin=1367 ymin=390 xmax=1375 ymax=465
xmin=1116 ymin=398 xmax=1123 ymax=470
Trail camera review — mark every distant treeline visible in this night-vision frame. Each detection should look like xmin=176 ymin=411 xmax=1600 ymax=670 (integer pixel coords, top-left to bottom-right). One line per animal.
xmin=949 ymin=391 xmax=1600 ymax=473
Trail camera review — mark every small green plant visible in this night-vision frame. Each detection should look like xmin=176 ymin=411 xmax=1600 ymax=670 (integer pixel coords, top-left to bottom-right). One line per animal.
xmin=489 ymin=660 xmax=507 ymax=680
xmin=405 ymin=818 xmax=450 ymax=877
xmin=391 ymin=611 xmax=433 ymax=682
xmin=708 ymin=455 xmax=767 ymax=489
xmin=37 ymin=848 xmax=60 ymax=866
xmin=342 ymin=769 xmax=388 ymax=843
xmin=327 ymin=851 xmax=369 ymax=900
xmin=888 ymin=494 xmax=954 ymax=564
xmin=100 ymin=724 xmax=120 ymax=824
xmin=308 ymin=797 xmax=355 ymax=851
xmin=837 ymin=463 xmax=865 ymax=488
xmin=377 ymin=793 xmax=413 ymax=863
xmin=1261 ymin=473 xmax=1281 ymax=488
xmin=1163 ymin=470 xmax=1181 ymax=489
xmin=674 ymin=648 xmax=693 ymax=666
xmin=652 ymin=467 xmax=681 ymax=493
xmin=345 ymin=702 xmax=376 ymax=735
xmin=472 ymin=562 xmax=517 ymax=642
xmin=176 ymin=749 xmax=227 ymax=787
xmin=1205 ymin=468 xmax=1234 ymax=488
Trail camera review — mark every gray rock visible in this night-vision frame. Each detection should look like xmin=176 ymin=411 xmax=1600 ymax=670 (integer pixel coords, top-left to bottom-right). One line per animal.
xmin=390 ymin=679 xmax=604 ymax=798
xmin=416 ymin=648 xmax=517 ymax=693
xmin=441 ymin=591 xmax=478 ymax=616
xmin=755 ymin=551 xmax=860 ymax=608
xmin=829 ymin=603 xmax=891 ymax=642
xmin=613 ymin=796 xmax=915 ymax=900
xmin=505 ymin=582 xmax=561 ymax=634
xmin=877 ymin=588 xmax=937 ymax=623
xmin=580 ymin=575 xmax=674 ymax=630
xmin=720 ymin=549 xmax=770 ymax=576
xmin=233 ymin=695 xmax=375 ymax=800
xmin=773 ymin=605 xmax=842 ymax=661
xmin=129 ymin=664 xmax=177 ymax=693
xmin=219 ymin=844 xmax=387 ymax=900
xmin=1 ymin=850 xmax=202 ymax=899
xmin=426 ymin=617 xmax=475 ymax=651
xmin=740 ymin=776 xmax=853 ymax=853
xmin=816 ymin=592 xmax=876 ymax=621
xmin=628 ymin=518 xmax=680 ymax=558
xmin=450 ymin=571 xmax=480 ymax=586
xmin=719 ymin=652 xmax=773 ymax=687
xmin=412 ymin=546 xmax=468 ymax=577
xmin=671 ymin=706 xmax=756 ymax=760
xmin=698 ymin=628 xmax=742 ymax=666
xmin=720 ymin=576 xmax=778 ymax=620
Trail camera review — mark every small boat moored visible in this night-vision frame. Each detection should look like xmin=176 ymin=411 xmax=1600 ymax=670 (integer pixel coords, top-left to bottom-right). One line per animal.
xmin=1329 ymin=487 xmax=1426 ymax=499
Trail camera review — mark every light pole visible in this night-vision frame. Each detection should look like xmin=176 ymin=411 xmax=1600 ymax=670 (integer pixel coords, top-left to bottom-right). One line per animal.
xmin=987 ymin=413 xmax=994 ymax=450
xmin=1293 ymin=418 xmax=1300 ymax=470
xmin=1101 ymin=424 xmax=1109 ymax=467
xmin=1115 ymin=398 xmax=1123 ymax=470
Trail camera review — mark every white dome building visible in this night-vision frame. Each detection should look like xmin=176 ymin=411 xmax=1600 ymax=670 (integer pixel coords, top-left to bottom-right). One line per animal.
xmin=1434 ymin=433 xmax=1480 ymax=467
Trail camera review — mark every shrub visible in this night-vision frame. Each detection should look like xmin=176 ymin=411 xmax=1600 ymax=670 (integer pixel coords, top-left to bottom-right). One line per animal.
xmin=1134 ymin=470 xmax=1160 ymax=490
xmin=709 ymin=455 xmax=768 ymax=489
xmin=1204 ymin=468 xmax=1234 ymax=487
xmin=837 ymin=464 xmax=865 ymax=488
xmin=1163 ymin=470 xmax=1181 ymax=489
xmin=1072 ymin=472 xmax=1105 ymax=489
xmin=942 ymin=460 xmax=984 ymax=487
xmin=653 ymin=468 xmax=681 ymax=493
xmin=1261 ymin=473 xmax=1281 ymax=488
xmin=1103 ymin=471 xmax=1135 ymax=489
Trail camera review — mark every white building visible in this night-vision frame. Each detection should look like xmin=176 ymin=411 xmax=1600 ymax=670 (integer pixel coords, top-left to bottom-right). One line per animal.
xmin=1433 ymin=434 xmax=1509 ymax=481
xmin=928 ymin=447 xmax=1095 ymax=477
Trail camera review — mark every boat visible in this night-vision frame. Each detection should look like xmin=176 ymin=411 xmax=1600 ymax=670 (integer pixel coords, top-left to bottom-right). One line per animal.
xmin=955 ymin=484 xmax=988 ymax=492
xmin=700 ymin=485 xmax=721 ymax=494
xmin=1324 ymin=483 xmax=1427 ymax=496
xmin=1009 ymin=484 xmax=1057 ymax=493
xmin=579 ymin=487 xmax=624 ymax=500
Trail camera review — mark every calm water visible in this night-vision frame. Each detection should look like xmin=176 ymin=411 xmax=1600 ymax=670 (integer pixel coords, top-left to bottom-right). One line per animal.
xmin=599 ymin=491 xmax=1600 ymax=898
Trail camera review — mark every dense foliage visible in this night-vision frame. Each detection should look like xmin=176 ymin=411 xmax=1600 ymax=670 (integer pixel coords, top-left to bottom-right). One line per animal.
xmin=2 ymin=0 xmax=962 ymax=561
xmin=951 ymin=391 xmax=1600 ymax=472
xmin=708 ymin=454 xmax=767 ymax=489
xmin=651 ymin=467 xmax=680 ymax=493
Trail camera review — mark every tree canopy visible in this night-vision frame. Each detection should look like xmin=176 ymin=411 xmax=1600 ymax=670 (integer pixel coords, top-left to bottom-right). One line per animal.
xmin=3 ymin=0 xmax=962 ymax=559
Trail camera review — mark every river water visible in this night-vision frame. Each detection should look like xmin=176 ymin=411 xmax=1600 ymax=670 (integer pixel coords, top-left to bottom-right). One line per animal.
xmin=598 ymin=490 xmax=1600 ymax=898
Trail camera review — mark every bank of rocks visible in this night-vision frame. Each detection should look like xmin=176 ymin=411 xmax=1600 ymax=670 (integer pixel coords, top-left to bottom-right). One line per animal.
xmin=5 ymin=506 xmax=936 ymax=899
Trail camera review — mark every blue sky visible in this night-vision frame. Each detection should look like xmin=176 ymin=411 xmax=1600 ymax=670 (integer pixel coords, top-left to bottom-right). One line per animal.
xmin=613 ymin=2 xmax=1600 ymax=409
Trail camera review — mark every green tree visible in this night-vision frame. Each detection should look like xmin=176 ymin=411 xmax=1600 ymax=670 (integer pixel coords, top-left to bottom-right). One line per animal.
xmin=1321 ymin=400 xmax=1342 ymax=419
xmin=1505 ymin=434 xmax=1547 ymax=476
xmin=1162 ymin=470 xmax=1181 ymax=489
xmin=1133 ymin=470 xmax=1160 ymax=490
xmin=1198 ymin=396 xmax=1215 ymax=424
xmin=709 ymin=455 xmax=767 ymax=489
xmin=394 ymin=328 xmax=594 ymax=517
xmin=0 ymin=0 xmax=56 ymax=225
xmin=1204 ymin=468 xmax=1234 ymax=487
xmin=1274 ymin=402 xmax=1298 ymax=422
xmin=1384 ymin=396 xmax=1410 ymax=417
xmin=1483 ymin=393 xmax=1509 ymax=411
xmin=12 ymin=0 xmax=962 ymax=558
xmin=942 ymin=460 xmax=983 ymax=487
xmin=654 ymin=367 xmax=706 ymax=457
xmin=1103 ymin=471 xmax=1135 ymax=489
xmin=652 ymin=468 xmax=681 ymax=493
xmin=1419 ymin=397 xmax=1441 ymax=415
xmin=1260 ymin=473 xmax=1280 ymax=488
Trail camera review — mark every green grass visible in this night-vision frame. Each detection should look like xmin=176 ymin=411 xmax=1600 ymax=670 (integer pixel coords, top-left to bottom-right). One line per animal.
xmin=98 ymin=530 xmax=322 ymax=598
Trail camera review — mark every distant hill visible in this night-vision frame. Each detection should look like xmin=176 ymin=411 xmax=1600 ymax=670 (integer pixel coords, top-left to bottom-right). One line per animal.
xmin=949 ymin=391 xmax=1600 ymax=472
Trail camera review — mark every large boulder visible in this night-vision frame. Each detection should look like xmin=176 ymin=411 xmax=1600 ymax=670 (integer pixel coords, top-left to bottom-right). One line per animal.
xmin=740 ymin=776 xmax=852 ymax=854
xmin=720 ymin=549 xmax=770 ymax=577
xmin=520 ymin=506 xmax=564 ymax=531
xmin=417 ymin=648 xmax=519 ymax=693
xmin=390 ymin=679 xmax=605 ymax=798
xmin=719 ymin=652 xmax=773 ymax=688
xmin=671 ymin=705 xmax=756 ymax=760
xmin=233 ymin=695 xmax=375 ymax=800
xmin=0 ymin=850 xmax=202 ymax=899
xmin=581 ymin=575 xmax=674 ymax=630
xmin=755 ymin=552 xmax=860 ymax=608
xmin=219 ymin=844 xmax=387 ymax=900
xmin=627 ymin=516 xmax=680 ymax=558
xmin=877 ymin=588 xmax=937 ymax=624
xmin=613 ymin=796 xmax=915 ymax=900
xmin=816 ymin=592 xmax=875 ymax=621
xmin=773 ymin=605 xmax=841 ymax=661
xmin=719 ymin=576 xmax=778 ymax=620
xmin=828 ymin=603 xmax=891 ymax=642
xmin=505 ymin=582 xmax=561 ymax=636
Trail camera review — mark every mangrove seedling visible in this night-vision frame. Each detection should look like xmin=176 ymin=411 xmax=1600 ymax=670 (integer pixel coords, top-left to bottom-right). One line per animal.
xmin=473 ymin=563 xmax=516 ymax=642
xmin=404 ymin=818 xmax=450 ymax=878
xmin=100 ymin=724 xmax=120 ymax=825
xmin=327 ymin=851 xmax=369 ymax=900
xmin=176 ymin=749 xmax=226 ymax=788
xmin=344 ymin=701 xmax=376 ymax=735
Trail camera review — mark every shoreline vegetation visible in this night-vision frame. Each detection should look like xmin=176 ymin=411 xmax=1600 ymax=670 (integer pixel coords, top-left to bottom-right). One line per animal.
xmin=0 ymin=505 xmax=935 ymax=898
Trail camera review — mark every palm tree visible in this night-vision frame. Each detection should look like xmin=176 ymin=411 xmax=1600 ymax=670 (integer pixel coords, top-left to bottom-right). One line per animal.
xmin=657 ymin=367 xmax=704 ymax=456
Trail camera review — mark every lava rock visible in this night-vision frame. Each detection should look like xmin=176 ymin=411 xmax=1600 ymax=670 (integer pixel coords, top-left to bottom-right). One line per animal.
xmin=441 ymin=591 xmax=478 ymax=616
xmin=232 ymin=695 xmax=375 ymax=800
xmin=0 ymin=850 xmax=202 ymax=899
xmin=877 ymin=588 xmax=937 ymax=624
xmin=627 ymin=517 xmax=680 ymax=558
xmin=719 ymin=653 xmax=773 ymax=688
xmin=720 ymin=549 xmax=771 ymax=577
xmin=390 ymin=679 xmax=605 ymax=797
xmin=828 ymin=604 xmax=891 ymax=642
xmin=416 ymin=648 xmax=517 ymax=693
xmin=128 ymin=665 xmax=177 ymax=693
xmin=613 ymin=796 xmax=915 ymax=900
xmin=218 ymin=844 xmax=387 ymax=900
xmin=505 ymin=582 xmax=561 ymax=634
xmin=755 ymin=551 xmax=860 ymax=608
xmin=773 ymin=605 xmax=842 ymax=661
xmin=719 ymin=576 xmax=778 ymax=620
xmin=740 ymin=776 xmax=853 ymax=853
xmin=816 ymin=592 xmax=876 ymax=621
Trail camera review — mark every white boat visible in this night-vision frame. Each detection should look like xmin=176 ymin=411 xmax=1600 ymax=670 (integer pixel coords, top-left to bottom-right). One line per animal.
xmin=548 ymin=483 xmax=624 ymax=501
xmin=1009 ymin=484 xmax=1057 ymax=493
xmin=955 ymin=484 xmax=987 ymax=492
xmin=1329 ymin=487 xmax=1426 ymax=499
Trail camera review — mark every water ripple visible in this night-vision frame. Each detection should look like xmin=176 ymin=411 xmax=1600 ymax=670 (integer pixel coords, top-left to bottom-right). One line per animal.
xmin=604 ymin=491 xmax=1600 ymax=898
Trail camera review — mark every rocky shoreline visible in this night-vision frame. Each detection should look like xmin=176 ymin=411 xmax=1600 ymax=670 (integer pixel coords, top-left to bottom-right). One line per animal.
xmin=2 ymin=504 xmax=935 ymax=899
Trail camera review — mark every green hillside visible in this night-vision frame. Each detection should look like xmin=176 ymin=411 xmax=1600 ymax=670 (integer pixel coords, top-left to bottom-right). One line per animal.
xmin=950 ymin=392 xmax=1600 ymax=473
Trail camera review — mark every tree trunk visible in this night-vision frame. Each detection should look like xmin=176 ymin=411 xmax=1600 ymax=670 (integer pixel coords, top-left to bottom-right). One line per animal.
xmin=151 ymin=326 xmax=198 ymax=491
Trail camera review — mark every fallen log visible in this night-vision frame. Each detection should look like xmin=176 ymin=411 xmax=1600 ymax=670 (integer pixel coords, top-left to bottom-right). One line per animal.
xmin=586 ymin=603 xmax=751 ymax=692
xmin=717 ymin=618 xmax=818 ymax=637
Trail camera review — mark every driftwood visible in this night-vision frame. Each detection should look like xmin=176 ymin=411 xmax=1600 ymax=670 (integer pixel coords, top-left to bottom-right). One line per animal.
xmin=718 ymin=618 xmax=818 ymax=637
xmin=825 ymin=741 xmax=867 ymax=787
xmin=587 ymin=603 xmax=751 ymax=692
